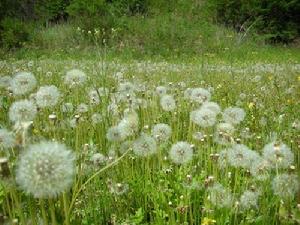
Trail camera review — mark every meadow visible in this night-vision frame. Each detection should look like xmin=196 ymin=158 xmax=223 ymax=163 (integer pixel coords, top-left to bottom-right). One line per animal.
xmin=0 ymin=48 xmax=299 ymax=225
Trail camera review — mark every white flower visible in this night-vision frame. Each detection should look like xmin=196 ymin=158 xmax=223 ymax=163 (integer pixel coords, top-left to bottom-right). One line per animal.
xmin=160 ymin=95 xmax=176 ymax=111
xmin=36 ymin=85 xmax=60 ymax=108
xmin=222 ymin=107 xmax=246 ymax=125
xmin=16 ymin=141 xmax=75 ymax=198
xmin=9 ymin=100 xmax=37 ymax=123
xmin=64 ymin=69 xmax=87 ymax=87
xmin=169 ymin=142 xmax=193 ymax=165
xmin=190 ymin=108 xmax=217 ymax=127
xmin=132 ymin=134 xmax=157 ymax=157
xmin=88 ymin=89 xmax=100 ymax=105
xmin=214 ymin=123 xmax=235 ymax=145
xmin=10 ymin=72 xmax=37 ymax=96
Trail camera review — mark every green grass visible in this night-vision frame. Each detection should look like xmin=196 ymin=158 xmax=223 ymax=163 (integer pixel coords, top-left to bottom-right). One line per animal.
xmin=0 ymin=47 xmax=299 ymax=225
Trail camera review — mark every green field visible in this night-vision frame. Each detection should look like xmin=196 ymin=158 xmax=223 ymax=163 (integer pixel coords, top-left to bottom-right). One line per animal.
xmin=0 ymin=46 xmax=300 ymax=225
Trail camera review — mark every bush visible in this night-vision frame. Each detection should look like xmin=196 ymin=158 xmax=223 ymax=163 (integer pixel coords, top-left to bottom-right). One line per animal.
xmin=0 ymin=18 xmax=31 ymax=49
xmin=210 ymin=0 xmax=300 ymax=43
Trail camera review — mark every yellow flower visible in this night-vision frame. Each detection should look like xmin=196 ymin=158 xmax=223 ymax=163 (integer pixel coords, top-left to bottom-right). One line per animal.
xmin=201 ymin=217 xmax=216 ymax=225
xmin=248 ymin=102 xmax=255 ymax=109
xmin=298 ymin=76 xmax=300 ymax=81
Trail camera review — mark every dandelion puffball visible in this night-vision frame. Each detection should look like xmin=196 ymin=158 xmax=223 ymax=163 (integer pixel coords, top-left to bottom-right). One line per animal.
xmin=16 ymin=141 xmax=75 ymax=198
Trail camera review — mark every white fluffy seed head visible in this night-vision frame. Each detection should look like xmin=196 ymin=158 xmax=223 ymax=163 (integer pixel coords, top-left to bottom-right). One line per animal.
xmin=64 ymin=69 xmax=87 ymax=87
xmin=16 ymin=141 xmax=75 ymax=198
xmin=36 ymin=85 xmax=60 ymax=108
xmin=106 ymin=126 xmax=126 ymax=142
xmin=155 ymin=86 xmax=167 ymax=96
xmin=10 ymin=72 xmax=37 ymax=96
xmin=151 ymin=123 xmax=172 ymax=142
xmin=262 ymin=142 xmax=294 ymax=169
xmin=169 ymin=142 xmax=193 ymax=165
xmin=201 ymin=102 xmax=221 ymax=115
xmin=132 ymin=133 xmax=157 ymax=157
xmin=160 ymin=95 xmax=176 ymax=111
xmin=9 ymin=100 xmax=37 ymax=123
xmin=208 ymin=183 xmax=233 ymax=208
xmin=272 ymin=173 xmax=299 ymax=199
xmin=190 ymin=108 xmax=217 ymax=127
xmin=222 ymin=107 xmax=246 ymax=125
xmin=240 ymin=190 xmax=259 ymax=210
xmin=214 ymin=122 xmax=235 ymax=145
xmin=190 ymin=88 xmax=211 ymax=104
xmin=0 ymin=128 xmax=15 ymax=149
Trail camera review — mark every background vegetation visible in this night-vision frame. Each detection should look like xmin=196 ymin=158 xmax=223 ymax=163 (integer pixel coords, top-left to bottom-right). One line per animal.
xmin=0 ymin=0 xmax=299 ymax=58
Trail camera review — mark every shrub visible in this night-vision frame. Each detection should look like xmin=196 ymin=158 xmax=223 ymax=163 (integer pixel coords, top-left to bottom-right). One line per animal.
xmin=210 ymin=0 xmax=300 ymax=43
xmin=0 ymin=18 xmax=31 ymax=49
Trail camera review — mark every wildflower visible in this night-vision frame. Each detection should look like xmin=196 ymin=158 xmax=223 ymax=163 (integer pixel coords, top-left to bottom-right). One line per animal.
xmin=190 ymin=108 xmax=217 ymax=127
xmin=0 ymin=128 xmax=15 ymax=149
xmin=160 ymin=95 xmax=176 ymax=111
xmin=240 ymin=190 xmax=259 ymax=210
xmin=214 ymin=123 xmax=235 ymax=145
xmin=90 ymin=153 xmax=106 ymax=167
xmin=169 ymin=142 xmax=193 ymax=165
xmin=10 ymin=72 xmax=37 ymax=96
xmin=272 ymin=173 xmax=299 ymax=199
xmin=64 ymin=69 xmax=87 ymax=87
xmin=151 ymin=123 xmax=172 ymax=142
xmin=155 ymin=86 xmax=167 ymax=96
xmin=201 ymin=217 xmax=216 ymax=225
xmin=118 ymin=112 xmax=139 ymax=137
xmin=201 ymin=102 xmax=221 ymax=115
xmin=208 ymin=183 xmax=233 ymax=208
xmin=76 ymin=103 xmax=89 ymax=114
xmin=190 ymin=88 xmax=211 ymax=104
xmin=9 ymin=100 xmax=37 ymax=123
xmin=0 ymin=76 xmax=12 ymax=88
xmin=88 ymin=89 xmax=100 ymax=105
xmin=222 ymin=107 xmax=246 ymax=125
xmin=106 ymin=126 xmax=126 ymax=142
xmin=16 ymin=141 xmax=75 ymax=198
xmin=132 ymin=134 xmax=157 ymax=157
xmin=91 ymin=113 xmax=103 ymax=125
xmin=227 ymin=144 xmax=260 ymax=170
xmin=262 ymin=142 xmax=294 ymax=169
xmin=36 ymin=85 xmax=60 ymax=108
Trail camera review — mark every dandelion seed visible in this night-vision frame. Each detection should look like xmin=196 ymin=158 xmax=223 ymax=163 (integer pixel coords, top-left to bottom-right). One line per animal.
xmin=0 ymin=76 xmax=12 ymax=88
xmin=106 ymin=126 xmax=126 ymax=142
xmin=201 ymin=102 xmax=221 ymax=115
xmin=151 ymin=123 xmax=172 ymax=142
xmin=0 ymin=128 xmax=15 ymax=149
xmin=214 ymin=123 xmax=235 ymax=145
xmin=61 ymin=102 xmax=74 ymax=113
xmin=155 ymin=86 xmax=167 ymax=96
xmin=91 ymin=113 xmax=103 ymax=125
xmin=272 ymin=173 xmax=299 ymax=199
xmin=240 ymin=190 xmax=259 ymax=210
xmin=90 ymin=153 xmax=106 ymax=167
xmin=36 ymin=85 xmax=60 ymax=108
xmin=9 ymin=100 xmax=37 ymax=123
xmin=190 ymin=88 xmax=211 ymax=104
xmin=190 ymin=108 xmax=217 ymax=127
xmin=160 ymin=95 xmax=176 ymax=111
xmin=64 ymin=69 xmax=87 ymax=87
xmin=132 ymin=133 xmax=157 ymax=157
xmin=222 ymin=107 xmax=246 ymax=125
xmin=169 ymin=142 xmax=193 ymax=165
xmin=262 ymin=142 xmax=294 ymax=169
xmin=208 ymin=183 xmax=233 ymax=208
xmin=76 ymin=103 xmax=89 ymax=114
xmin=10 ymin=72 xmax=37 ymax=96
xmin=16 ymin=141 xmax=75 ymax=198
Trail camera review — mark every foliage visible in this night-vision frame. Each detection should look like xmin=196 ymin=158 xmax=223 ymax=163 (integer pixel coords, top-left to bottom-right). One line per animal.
xmin=209 ymin=0 xmax=300 ymax=43
xmin=0 ymin=18 xmax=31 ymax=49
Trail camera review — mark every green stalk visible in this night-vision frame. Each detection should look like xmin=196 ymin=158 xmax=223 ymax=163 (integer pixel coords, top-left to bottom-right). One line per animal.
xmin=39 ymin=199 xmax=48 ymax=225
xmin=48 ymin=198 xmax=57 ymax=225
xmin=63 ymin=193 xmax=70 ymax=225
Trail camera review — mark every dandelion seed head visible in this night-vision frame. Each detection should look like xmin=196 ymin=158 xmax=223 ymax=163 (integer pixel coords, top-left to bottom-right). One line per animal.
xmin=160 ymin=95 xmax=176 ymax=111
xmin=132 ymin=134 xmax=157 ymax=157
xmin=190 ymin=108 xmax=217 ymax=127
xmin=16 ymin=141 xmax=75 ymax=198
xmin=10 ymin=72 xmax=37 ymax=96
xmin=64 ymin=69 xmax=87 ymax=87
xmin=0 ymin=128 xmax=15 ymax=149
xmin=272 ymin=173 xmax=299 ymax=199
xmin=169 ymin=142 xmax=193 ymax=165
xmin=190 ymin=88 xmax=211 ymax=104
xmin=36 ymin=85 xmax=60 ymax=108
xmin=222 ymin=107 xmax=246 ymax=125
xmin=9 ymin=100 xmax=37 ymax=123
xmin=151 ymin=123 xmax=172 ymax=142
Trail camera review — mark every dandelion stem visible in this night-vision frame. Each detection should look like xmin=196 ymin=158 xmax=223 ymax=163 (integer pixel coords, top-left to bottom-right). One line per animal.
xmin=68 ymin=148 xmax=131 ymax=216
xmin=39 ymin=199 xmax=48 ymax=225
xmin=49 ymin=198 xmax=57 ymax=225
xmin=63 ymin=193 xmax=70 ymax=225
